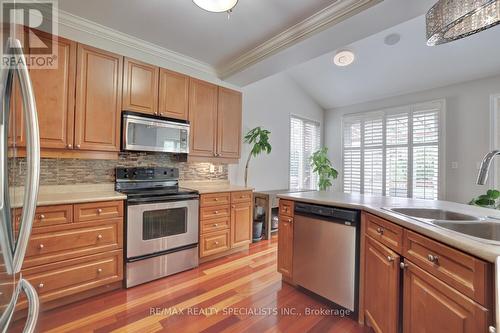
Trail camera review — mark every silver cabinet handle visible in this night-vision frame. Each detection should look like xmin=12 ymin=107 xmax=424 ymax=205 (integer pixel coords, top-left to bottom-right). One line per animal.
xmin=9 ymin=38 xmax=40 ymax=274
xmin=97 ymin=234 xmax=103 ymax=240
xmin=377 ymin=227 xmax=384 ymax=235
xmin=490 ymin=326 xmax=496 ymax=333
xmin=67 ymin=144 xmax=72 ymax=148
xmin=214 ymin=241 xmax=219 ymax=245
xmin=97 ymin=268 xmax=103 ymax=273
xmin=97 ymin=208 xmax=103 ymax=214
xmin=213 ymin=223 xmax=219 ymax=227
xmin=400 ymin=262 xmax=408 ymax=270
xmin=387 ymin=256 xmax=395 ymax=262
xmin=427 ymin=254 xmax=439 ymax=263
xmin=38 ymin=244 xmax=44 ymax=249
xmin=39 ymin=214 xmax=45 ymax=220
xmin=38 ymin=283 xmax=44 ymax=289
xmin=76 ymin=144 xmax=81 ymax=149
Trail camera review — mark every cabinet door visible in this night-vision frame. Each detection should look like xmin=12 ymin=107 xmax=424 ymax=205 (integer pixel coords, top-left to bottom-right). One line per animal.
xmin=158 ymin=69 xmax=189 ymax=120
xmin=74 ymin=44 xmax=123 ymax=152
xmin=278 ymin=216 xmax=293 ymax=279
xmin=122 ymin=57 xmax=159 ymax=115
xmin=29 ymin=33 xmax=77 ymax=149
xmin=230 ymin=202 xmax=252 ymax=248
xmin=403 ymin=260 xmax=489 ymax=333
xmin=188 ymin=78 xmax=217 ymax=157
xmin=364 ymin=236 xmax=400 ymax=333
xmin=217 ymin=87 xmax=242 ymax=159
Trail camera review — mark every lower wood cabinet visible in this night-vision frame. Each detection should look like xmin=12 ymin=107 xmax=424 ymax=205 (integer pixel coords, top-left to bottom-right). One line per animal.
xmin=277 ymin=200 xmax=294 ymax=280
xmin=364 ymin=236 xmax=400 ymax=333
xmin=403 ymin=260 xmax=489 ymax=333
xmin=199 ymin=191 xmax=253 ymax=260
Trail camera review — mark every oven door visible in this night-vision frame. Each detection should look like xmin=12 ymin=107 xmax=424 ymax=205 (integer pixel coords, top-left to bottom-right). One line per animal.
xmin=127 ymin=199 xmax=199 ymax=259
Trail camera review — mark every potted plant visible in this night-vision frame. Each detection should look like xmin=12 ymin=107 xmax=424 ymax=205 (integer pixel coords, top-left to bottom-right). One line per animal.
xmin=310 ymin=147 xmax=339 ymax=191
xmin=470 ymin=189 xmax=500 ymax=209
xmin=243 ymin=127 xmax=272 ymax=187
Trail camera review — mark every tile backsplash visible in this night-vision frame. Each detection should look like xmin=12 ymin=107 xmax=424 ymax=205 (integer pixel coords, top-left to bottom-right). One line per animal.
xmin=9 ymin=152 xmax=228 ymax=185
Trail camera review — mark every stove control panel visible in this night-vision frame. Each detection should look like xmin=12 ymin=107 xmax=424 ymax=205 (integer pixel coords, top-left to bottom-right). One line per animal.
xmin=116 ymin=167 xmax=179 ymax=181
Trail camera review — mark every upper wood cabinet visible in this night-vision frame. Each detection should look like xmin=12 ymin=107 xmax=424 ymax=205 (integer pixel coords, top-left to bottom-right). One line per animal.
xmin=74 ymin=44 xmax=123 ymax=152
xmin=230 ymin=202 xmax=252 ymax=248
xmin=158 ymin=69 xmax=189 ymax=120
xmin=217 ymin=87 xmax=242 ymax=159
xmin=403 ymin=260 xmax=489 ymax=333
xmin=189 ymin=78 xmax=218 ymax=157
xmin=30 ymin=33 xmax=77 ymax=149
xmin=122 ymin=57 xmax=159 ymax=115
xmin=364 ymin=236 xmax=400 ymax=333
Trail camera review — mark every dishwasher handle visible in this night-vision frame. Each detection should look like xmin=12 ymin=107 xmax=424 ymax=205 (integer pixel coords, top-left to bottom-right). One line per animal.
xmin=294 ymin=203 xmax=360 ymax=224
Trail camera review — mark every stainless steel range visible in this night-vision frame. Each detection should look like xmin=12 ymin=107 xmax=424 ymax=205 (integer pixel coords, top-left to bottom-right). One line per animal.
xmin=115 ymin=167 xmax=199 ymax=288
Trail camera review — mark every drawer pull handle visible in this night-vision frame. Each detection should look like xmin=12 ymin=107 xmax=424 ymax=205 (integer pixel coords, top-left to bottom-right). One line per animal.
xmin=288 ymin=219 xmax=292 ymax=223
xmin=214 ymin=241 xmax=219 ymax=245
xmin=97 ymin=268 xmax=103 ymax=273
xmin=214 ymin=211 xmax=219 ymax=214
xmin=376 ymin=227 xmax=384 ymax=235
xmin=427 ymin=254 xmax=439 ymax=264
xmin=232 ymin=205 xmax=235 ymax=209
xmin=38 ymin=283 xmax=44 ymax=289
xmin=214 ymin=224 xmax=219 ymax=227
xmin=38 ymin=244 xmax=44 ymax=249
xmin=76 ymin=144 xmax=81 ymax=149
xmin=39 ymin=214 xmax=45 ymax=220
xmin=97 ymin=234 xmax=103 ymax=240
xmin=214 ymin=198 xmax=219 ymax=201
xmin=67 ymin=144 xmax=72 ymax=149
xmin=97 ymin=208 xmax=103 ymax=214
xmin=387 ymin=256 xmax=395 ymax=262
xmin=400 ymin=262 xmax=408 ymax=270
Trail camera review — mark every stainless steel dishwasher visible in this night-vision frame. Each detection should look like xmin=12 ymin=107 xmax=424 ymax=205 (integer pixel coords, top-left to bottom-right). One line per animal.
xmin=293 ymin=202 xmax=360 ymax=312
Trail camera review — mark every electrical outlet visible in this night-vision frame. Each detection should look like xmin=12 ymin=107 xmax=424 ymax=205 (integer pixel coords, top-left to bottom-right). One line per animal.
xmin=209 ymin=164 xmax=215 ymax=173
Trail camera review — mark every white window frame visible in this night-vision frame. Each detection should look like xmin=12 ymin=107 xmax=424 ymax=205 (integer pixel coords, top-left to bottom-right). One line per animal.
xmin=288 ymin=114 xmax=322 ymax=191
xmin=341 ymin=99 xmax=446 ymax=200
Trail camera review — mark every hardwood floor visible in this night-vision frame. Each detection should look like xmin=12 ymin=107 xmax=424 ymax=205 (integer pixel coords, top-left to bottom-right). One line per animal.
xmin=12 ymin=236 xmax=371 ymax=333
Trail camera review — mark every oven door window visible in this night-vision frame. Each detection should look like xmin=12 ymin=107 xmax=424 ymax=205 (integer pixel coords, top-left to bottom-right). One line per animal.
xmin=142 ymin=208 xmax=187 ymax=240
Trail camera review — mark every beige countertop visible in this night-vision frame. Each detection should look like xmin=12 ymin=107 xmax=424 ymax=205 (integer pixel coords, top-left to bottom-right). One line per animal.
xmin=11 ymin=184 xmax=127 ymax=208
xmin=277 ymin=191 xmax=500 ymax=263
xmin=181 ymin=180 xmax=254 ymax=194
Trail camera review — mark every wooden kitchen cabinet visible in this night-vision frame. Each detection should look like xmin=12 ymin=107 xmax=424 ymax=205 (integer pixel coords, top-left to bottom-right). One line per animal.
xmin=364 ymin=236 xmax=400 ymax=333
xmin=74 ymin=44 xmax=123 ymax=152
xmin=403 ymin=260 xmax=489 ymax=333
xmin=231 ymin=202 xmax=252 ymax=248
xmin=217 ymin=87 xmax=242 ymax=159
xmin=189 ymin=78 xmax=218 ymax=157
xmin=122 ymin=57 xmax=159 ymax=115
xmin=10 ymin=32 xmax=76 ymax=149
xmin=158 ymin=68 xmax=189 ymax=120
xmin=278 ymin=200 xmax=294 ymax=280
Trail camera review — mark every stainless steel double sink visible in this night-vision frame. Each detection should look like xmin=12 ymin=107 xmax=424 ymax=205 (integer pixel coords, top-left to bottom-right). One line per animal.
xmin=385 ymin=207 xmax=500 ymax=244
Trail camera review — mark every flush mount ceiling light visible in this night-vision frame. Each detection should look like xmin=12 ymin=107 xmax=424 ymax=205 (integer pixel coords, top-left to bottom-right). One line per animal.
xmin=333 ymin=50 xmax=355 ymax=67
xmin=193 ymin=0 xmax=238 ymax=13
xmin=426 ymin=0 xmax=500 ymax=46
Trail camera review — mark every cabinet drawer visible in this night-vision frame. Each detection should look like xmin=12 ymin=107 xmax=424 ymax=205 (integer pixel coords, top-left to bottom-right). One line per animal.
xmin=200 ymin=230 xmax=230 ymax=257
xmin=17 ymin=251 xmax=123 ymax=307
xmin=279 ymin=200 xmax=294 ymax=217
xmin=200 ymin=193 xmax=231 ymax=207
xmin=74 ymin=201 xmax=123 ymax=222
xmin=200 ymin=205 xmax=230 ymax=220
xmin=231 ymin=191 xmax=253 ymax=203
xmin=365 ymin=213 xmax=403 ymax=253
xmin=201 ymin=216 xmax=230 ymax=234
xmin=403 ymin=230 xmax=491 ymax=306
xmin=15 ymin=205 xmax=73 ymax=229
xmin=24 ymin=220 xmax=122 ymax=268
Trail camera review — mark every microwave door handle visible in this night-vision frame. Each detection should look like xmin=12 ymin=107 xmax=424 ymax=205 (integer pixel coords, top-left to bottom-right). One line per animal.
xmin=0 ymin=44 xmax=15 ymax=274
xmin=11 ymin=38 xmax=40 ymax=273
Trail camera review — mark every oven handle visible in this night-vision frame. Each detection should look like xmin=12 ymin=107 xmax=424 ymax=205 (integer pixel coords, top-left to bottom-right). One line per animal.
xmin=127 ymin=195 xmax=199 ymax=204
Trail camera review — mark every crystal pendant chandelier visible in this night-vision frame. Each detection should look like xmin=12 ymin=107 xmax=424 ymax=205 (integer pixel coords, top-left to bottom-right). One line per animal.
xmin=193 ymin=0 xmax=238 ymax=13
xmin=426 ymin=0 xmax=500 ymax=46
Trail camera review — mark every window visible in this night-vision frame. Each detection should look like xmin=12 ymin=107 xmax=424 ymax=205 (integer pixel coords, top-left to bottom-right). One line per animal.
xmin=342 ymin=100 xmax=444 ymax=200
xmin=290 ymin=116 xmax=321 ymax=190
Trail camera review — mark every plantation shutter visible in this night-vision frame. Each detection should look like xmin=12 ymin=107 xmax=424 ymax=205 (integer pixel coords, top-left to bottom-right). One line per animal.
xmin=290 ymin=116 xmax=321 ymax=190
xmin=343 ymin=118 xmax=362 ymax=193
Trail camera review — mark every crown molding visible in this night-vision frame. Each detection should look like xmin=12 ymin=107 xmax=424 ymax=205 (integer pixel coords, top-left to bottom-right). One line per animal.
xmin=44 ymin=7 xmax=217 ymax=76
xmin=218 ymin=0 xmax=382 ymax=79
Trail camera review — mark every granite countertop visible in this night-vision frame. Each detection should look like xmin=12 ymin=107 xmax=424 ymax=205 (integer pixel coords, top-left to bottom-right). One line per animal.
xmin=277 ymin=191 xmax=500 ymax=263
xmin=181 ymin=180 xmax=254 ymax=194
xmin=10 ymin=184 xmax=127 ymax=208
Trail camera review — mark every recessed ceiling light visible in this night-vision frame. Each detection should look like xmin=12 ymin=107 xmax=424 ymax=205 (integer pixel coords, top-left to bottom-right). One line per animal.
xmin=193 ymin=0 xmax=238 ymax=13
xmin=333 ymin=50 xmax=355 ymax=67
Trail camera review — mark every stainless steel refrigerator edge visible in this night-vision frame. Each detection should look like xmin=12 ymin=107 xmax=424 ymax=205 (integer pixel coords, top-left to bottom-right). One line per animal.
xmin=0 ymin=37 xmax=41 ymax=333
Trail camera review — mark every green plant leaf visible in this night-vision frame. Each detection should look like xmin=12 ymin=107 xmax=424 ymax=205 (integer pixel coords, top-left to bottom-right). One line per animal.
xmin=310 ymin=147 xmax=339 ymax=191
xmin=487 ymin=189 xmax=500 ymax=199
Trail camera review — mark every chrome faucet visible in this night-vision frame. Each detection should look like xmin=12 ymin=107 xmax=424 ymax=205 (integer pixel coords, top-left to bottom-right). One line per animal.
xmin=477 ymin=150 xmax=500 ymax=185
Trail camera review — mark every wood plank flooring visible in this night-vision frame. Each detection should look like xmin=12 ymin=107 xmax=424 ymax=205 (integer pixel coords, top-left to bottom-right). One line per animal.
xmin=12 ymin=237 xmax=371 ymax=333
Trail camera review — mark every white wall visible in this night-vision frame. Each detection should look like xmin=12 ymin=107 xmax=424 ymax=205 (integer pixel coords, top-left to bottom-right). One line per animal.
xmin=229 ymin=74 xmax=324 ymax=191
xmin=325 ymin=74 xmax=500 ymax=204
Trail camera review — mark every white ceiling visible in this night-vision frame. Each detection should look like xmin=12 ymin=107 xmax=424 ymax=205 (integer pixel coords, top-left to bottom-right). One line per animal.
xmin=287 ymin=15 xmax=500 ymax=109
xmin=58 ymin=0 xmax=335 ymax=68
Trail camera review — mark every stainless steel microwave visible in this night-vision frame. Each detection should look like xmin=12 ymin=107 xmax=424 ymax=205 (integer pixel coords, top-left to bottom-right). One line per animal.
xmin=122 ymin=111 xmax=190 ymax=154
